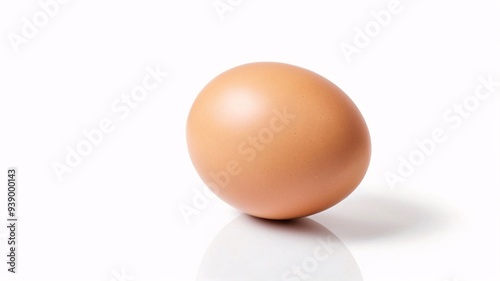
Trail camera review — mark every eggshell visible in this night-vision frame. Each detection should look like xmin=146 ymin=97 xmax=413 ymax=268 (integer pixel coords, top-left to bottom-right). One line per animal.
xmin=187 ymin=62 xmax=370 ymax=219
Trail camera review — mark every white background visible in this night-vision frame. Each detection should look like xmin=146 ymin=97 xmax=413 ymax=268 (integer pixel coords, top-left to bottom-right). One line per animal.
xmin=0 ymin=0 xmax=499 ymax=280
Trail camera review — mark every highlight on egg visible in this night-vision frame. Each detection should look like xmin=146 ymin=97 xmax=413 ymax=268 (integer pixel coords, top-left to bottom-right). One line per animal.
xmin=186 ymin=62 xmax=371 ymax=220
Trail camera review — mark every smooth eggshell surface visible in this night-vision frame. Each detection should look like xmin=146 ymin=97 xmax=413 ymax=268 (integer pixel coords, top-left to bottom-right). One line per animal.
xmin=186 ymin=62 xmax=370 ymax=219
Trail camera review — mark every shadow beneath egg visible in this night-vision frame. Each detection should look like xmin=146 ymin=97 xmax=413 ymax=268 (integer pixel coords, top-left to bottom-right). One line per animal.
xmin=197 ymin=214 xmax=363 ymax=281
xmin=312 ymin=188 xmax=454 ymax=241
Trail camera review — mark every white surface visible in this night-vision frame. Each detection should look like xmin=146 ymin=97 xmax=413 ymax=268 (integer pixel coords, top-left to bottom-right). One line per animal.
xmin=0 ymin=0 xmax=499 ymax=280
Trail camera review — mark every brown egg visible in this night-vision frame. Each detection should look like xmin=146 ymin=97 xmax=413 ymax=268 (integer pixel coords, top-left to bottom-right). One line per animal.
xmin=186 ymin=62 xmax=370 ymax=220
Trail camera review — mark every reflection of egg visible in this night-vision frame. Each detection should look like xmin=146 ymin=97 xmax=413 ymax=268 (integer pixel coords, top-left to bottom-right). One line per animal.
xmin=187 ymin=62 xmax=371 ymax=219
xmin=197 ymin=214 xmax=362 ymax=281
